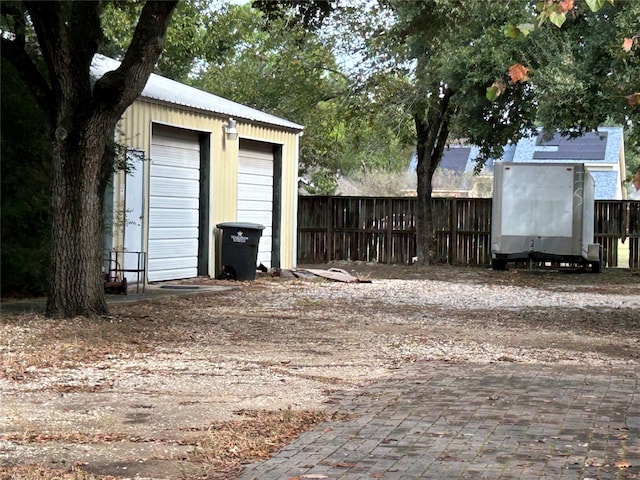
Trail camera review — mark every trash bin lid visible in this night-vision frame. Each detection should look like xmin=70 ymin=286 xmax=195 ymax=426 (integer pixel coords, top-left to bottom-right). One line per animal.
xmin=216 ymin=222 xmax=265 ymax=230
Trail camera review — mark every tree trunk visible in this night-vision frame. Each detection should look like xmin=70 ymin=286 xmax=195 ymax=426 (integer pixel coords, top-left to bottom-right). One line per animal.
xmin=414 ymin=115 xmax=435 ymax=265
xmin=8 ymin=0 xmax=179 ymax=317
xmin=46 ymin=123 xmax=111 ymax=317
xmin=413 ymin=89 xmax=454 ymax=266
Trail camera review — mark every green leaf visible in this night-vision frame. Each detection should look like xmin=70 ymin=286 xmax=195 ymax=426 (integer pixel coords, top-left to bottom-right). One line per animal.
xmin=549 ymin=11 xmax=566 ymax=28
xmin=504 ymin=24 xmax=520 ymax=39
xmin=537 ymin=10 xmax=550 ymax=27
xmin=486 ymin=86 xmax=498 ymax=102
xmin=504 ymin=23 xmax=536 ymax=40
xmin=517 ymin=23 xmax=535 ymax=37
xmin=585 ymin=0 xmax=607 ymax=12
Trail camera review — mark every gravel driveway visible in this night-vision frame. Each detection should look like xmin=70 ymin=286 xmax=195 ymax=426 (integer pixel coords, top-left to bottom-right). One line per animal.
xmin=1 ymin=263 xmax=638 ymax=479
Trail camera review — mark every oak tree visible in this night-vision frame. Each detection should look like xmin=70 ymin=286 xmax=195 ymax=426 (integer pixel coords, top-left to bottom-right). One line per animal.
xmin=344 ymin=0 xmax=538 ymax=264
xmin=1 ymin=1 xmax=177 ymax=317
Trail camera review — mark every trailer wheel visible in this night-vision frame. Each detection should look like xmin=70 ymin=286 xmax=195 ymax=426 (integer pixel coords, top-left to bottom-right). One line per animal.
xmin=591 ymin=247 xmax=603 ymax=273
xmin=492 ymin=259 xmax=508 ymax=271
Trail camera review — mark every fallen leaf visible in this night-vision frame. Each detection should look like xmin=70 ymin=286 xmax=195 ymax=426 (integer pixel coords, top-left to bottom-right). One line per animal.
xmin=332 ymin=461 xmax=357 ymax=468
xmin=622 ymin=37 xmax=634 ymax=52
xmin=614 ymin=460 xmax=632 ymax=468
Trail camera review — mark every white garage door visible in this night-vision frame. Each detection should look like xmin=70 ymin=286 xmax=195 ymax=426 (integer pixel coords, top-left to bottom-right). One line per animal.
xmin=238 ymin=141 xmax=273 ymax=268
xmin=148 ymin=126 xmax=200 ymax=282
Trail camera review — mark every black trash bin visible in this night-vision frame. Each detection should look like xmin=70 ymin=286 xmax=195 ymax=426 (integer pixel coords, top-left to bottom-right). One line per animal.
xmin=216 ymin=222 xmax=265 ymax=280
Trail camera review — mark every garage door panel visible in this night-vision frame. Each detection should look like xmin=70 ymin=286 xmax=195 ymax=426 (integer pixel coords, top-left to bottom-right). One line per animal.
xmin=257 ymin=238 xmax=272 ymax=254
xmin=149 ymin=257 xmax=197 ymax=270
xmin=237 ymin=210 xmax=271 ymax=224
xmin=148 ymin=255 xmax=198 ymax=270
xmin=148 ymin=238 xmax=199 ymax=257
xmin=239 ymin=161 xmax=272 ymax=175
xmin=151 ymin=164 xmax=200 ymax=180
xmin=238 ymin=172 xmax=273 ymax=186
xmin=149 ymin=128 xmax=201 ymax=282
xmin=152 ymin=128 xmax=199 ymax=144
xmin=152 ymin=132 xmax=200 ymax=150
xmin=238 ymin=141 xmax=274 ymax=269
xmin=147 ymin=265 xmax=197 ymax=282
xmin=150 ymin=177 xmax=199 ymax=197
xmin=238 ymin=199 xmax=273 ymax=212
xmin=151 ymin=152 xmax=199 ymax=170
xmin=149 ymin=196 xmax=199 ymax=210
xmin=149 ymin=209 xmax=200 ymax=227
xmin=238 ymin=184 xmax=272 ymax=200
xmin=149 ymin=227 xmax=199 ymax=240
xmin=152 ymin=136 xmax=200 ymax=149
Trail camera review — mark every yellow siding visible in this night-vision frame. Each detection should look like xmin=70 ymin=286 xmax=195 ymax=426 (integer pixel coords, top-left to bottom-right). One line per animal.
xmin=111 ymin=98 xmax=301 ymax=279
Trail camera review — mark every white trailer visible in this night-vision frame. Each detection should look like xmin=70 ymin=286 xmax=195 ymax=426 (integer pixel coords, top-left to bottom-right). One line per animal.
xmin=491 ymin=162 xmax=603 ymax=272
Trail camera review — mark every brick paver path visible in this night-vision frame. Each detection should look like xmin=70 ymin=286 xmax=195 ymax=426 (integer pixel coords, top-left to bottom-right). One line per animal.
xmin=238 ymin=362 xmax=639 ymax=480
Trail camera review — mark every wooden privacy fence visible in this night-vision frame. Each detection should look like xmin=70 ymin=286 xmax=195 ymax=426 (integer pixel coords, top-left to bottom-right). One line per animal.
xmin=297 ymin=196 xmax=640 ymax=269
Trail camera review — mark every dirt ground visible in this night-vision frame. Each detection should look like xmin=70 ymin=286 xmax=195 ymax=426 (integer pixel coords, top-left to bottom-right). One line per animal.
xmin=1 ymin=263 xmax=639 ymax=480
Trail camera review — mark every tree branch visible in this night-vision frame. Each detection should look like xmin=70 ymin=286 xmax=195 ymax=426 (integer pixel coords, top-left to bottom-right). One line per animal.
xmin=93 ymin=1 xmax=178 ymax=120
xmin=0 ymin=4 xmax=53 ymax=121
xmin=424 ymin=87 xmax=453 ymax=167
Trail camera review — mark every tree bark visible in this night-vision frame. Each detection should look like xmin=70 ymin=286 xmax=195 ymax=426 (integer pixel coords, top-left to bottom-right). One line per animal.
xmin=1 ymin=1 xmax=178 ymax=317
xmin=414 ymin=88 xmax=454 ymax=266
xmin=46 ymin=124 xmax=111 ymax=317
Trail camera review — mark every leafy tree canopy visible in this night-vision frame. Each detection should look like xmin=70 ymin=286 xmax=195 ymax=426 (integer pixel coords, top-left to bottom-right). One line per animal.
xmin=251 ymin=0 xmax=335 ymax=31
xmin=98 ymin=1 xmax=414 ymax=191
xmin=501 ymin=0 xmax=640 ymax=172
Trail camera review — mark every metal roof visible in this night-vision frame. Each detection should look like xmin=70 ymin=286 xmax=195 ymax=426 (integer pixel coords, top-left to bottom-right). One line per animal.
xmin=91 ymin=54 xmax=303 ymax=132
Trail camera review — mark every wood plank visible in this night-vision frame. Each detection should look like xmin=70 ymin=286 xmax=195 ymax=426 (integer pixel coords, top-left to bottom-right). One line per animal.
xmin=297 ymin=196 xmax=638 ymax=268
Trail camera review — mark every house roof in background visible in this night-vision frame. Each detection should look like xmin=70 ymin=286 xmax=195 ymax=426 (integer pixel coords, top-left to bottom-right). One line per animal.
xmin=91 ymin=55 xmax=304 ymax=132
xmin=512 ymin=127 xmax=624 ymax=199
xmin=534 ymin=131 xmax=608 ymax=161
xmin=440 ymin=147 xmax=472 ymax=172
xmin=407 ymin=126 xmax=625 ymax=199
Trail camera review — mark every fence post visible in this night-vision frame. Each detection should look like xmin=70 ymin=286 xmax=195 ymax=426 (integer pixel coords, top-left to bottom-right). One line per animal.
xmin=326 ymin=196 xmax=333 ymax=262
xmin=386 ymin=199 xmax=393 ymax=263
xmin=448 ymin=198 xmax=458 ymax=265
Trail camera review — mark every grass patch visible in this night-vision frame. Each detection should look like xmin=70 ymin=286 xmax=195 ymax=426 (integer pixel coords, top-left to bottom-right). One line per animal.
xmin=187 ymin=408 xmax=352 ymax=479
